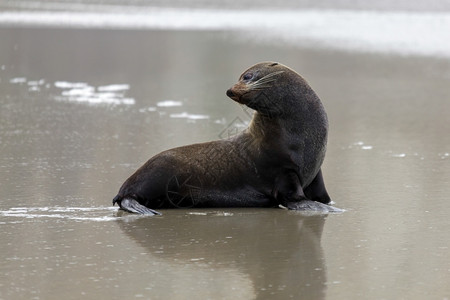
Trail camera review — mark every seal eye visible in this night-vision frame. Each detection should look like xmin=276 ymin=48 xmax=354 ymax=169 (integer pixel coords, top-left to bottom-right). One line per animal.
xmin=242 ymin=73 xmax=253 ymax=81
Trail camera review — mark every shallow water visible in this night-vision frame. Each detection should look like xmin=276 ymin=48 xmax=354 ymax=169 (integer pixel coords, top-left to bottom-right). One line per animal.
xmin=1 ymin=7 xmax=450 ymax=300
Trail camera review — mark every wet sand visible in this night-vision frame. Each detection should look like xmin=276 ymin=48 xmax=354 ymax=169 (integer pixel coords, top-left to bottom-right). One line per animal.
xmin=1 ymin=26 xmax=450 ymax=299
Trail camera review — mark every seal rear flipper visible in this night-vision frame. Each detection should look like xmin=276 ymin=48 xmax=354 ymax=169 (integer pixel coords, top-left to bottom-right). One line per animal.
xmin=282 ymin=200 xmax=344 ymax=213
xmin=114 ymin=197 xmax=161 ymax=216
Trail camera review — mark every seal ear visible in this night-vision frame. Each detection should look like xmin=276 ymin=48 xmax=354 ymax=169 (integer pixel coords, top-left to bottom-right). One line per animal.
xmin=269 ymin=62 xmax=279 ymax=67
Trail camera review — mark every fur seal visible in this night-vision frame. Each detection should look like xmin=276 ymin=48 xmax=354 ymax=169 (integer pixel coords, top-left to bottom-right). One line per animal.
xmin=112 ymin=62 xmax=342 ymax=215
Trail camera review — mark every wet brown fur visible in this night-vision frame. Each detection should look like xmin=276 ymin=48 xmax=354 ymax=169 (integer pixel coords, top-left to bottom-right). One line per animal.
xmin=113 ymin=62 xmax=333 ymax=213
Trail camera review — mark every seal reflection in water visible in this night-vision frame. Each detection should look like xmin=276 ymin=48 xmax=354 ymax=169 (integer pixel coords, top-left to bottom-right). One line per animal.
xmin=113 ymin=62 xmax=342 ymax=215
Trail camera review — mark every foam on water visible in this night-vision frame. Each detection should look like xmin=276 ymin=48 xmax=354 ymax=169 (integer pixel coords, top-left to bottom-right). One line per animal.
xmin=1 ymin=8 xmax=450 ymax=57
xmin=170 ymin=112 xmax=210 ymax=120
xmin=10 ymin=77 xmax=28 ymax=84
xmin=98 ymin=84 xmax=130 ymax=92
xmin=7 ymin=78 xmax=135 ymax=105
xmin=156 ymin=100 xmax=183 ymax=107
xmin=7 ymin=76 xmax=211 ymax=119
xmin=54 ymin=81 xmax=135 ymax=105
xmin=0 ymin=206 xmax=125 ymax=222
xmin=54 ymin=81 xmax=90 ymax=89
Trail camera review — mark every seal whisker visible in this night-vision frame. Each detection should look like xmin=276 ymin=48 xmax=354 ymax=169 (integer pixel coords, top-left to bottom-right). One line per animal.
xmin=252 ymin=72 xmax=284 ymax=86
xmin=249 ymin=71 xmax=285 ymax=90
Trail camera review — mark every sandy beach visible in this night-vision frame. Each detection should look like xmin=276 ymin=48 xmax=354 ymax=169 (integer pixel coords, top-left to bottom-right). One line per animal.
xmin=1 ymin=2 xmax=450 ymax=299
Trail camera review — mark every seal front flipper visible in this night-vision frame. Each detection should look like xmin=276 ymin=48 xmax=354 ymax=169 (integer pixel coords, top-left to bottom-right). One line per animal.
xmin=113 ymin=196 xmax=161 ymax=216
xmin=282 ymin=200 xmax=344 ymax=213
xmin=272 ymin=171 xmax=306 ymax=204
xmin=273 ymin=170 xmax=343 ymax=213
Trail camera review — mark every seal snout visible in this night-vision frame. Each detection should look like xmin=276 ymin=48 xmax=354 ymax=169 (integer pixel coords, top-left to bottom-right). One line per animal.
xmin=226 ymin=86 xmax=243 ymax=103
xmin=226 ymin=88 xmax=235 ymax=98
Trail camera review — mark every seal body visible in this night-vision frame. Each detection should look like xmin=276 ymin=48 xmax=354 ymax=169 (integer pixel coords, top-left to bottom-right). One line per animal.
xmin=113 ymin=62 xmax=339 ymax=214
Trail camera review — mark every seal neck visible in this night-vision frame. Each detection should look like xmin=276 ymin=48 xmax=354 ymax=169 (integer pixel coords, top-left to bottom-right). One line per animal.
xmin=248 ymin=113 xmax=282 ymax=141
xmin=248 ymin=111 xmax=313 ymax=142
xmin=248 ymin=108 xmax=328 ymax=160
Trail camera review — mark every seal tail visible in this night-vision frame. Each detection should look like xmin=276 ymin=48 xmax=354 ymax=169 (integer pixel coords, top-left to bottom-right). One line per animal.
xmin=113 ymin=195 xmax=161 ymax=216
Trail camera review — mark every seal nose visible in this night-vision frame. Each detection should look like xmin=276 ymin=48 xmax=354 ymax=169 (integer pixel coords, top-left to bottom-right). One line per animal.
xmin=226 ymin=88 xmax=235 ymax=98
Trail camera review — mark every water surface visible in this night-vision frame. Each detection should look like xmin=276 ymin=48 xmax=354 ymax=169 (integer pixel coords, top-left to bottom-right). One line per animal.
xmin=1 ymin=4 xmax=450 ymax=300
